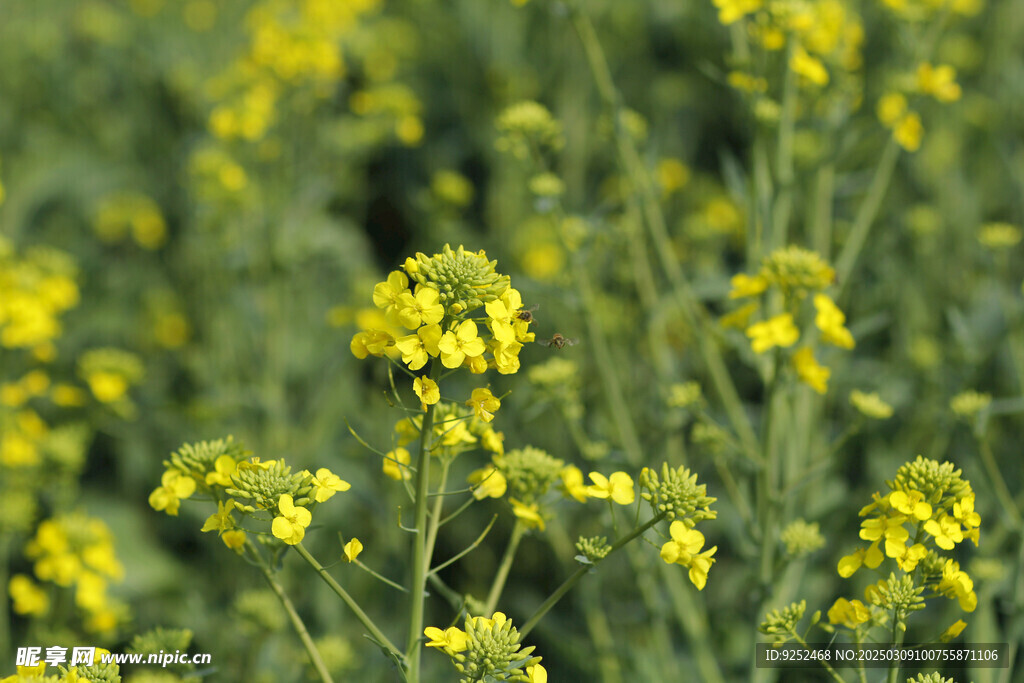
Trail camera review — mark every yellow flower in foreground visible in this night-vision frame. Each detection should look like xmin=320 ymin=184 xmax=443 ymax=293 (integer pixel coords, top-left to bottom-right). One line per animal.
xmin=466 ymin=387 xmax=501 ymax=422
xmin=413 ymin=377 xmax=440 ymax=408
xmin=659 ymin=521 xmax=717 ymax=590
xmin=746 ymin=314 xmax=799 ymax=353
xmin=395 ymin=324 xmax=442 ymax=370
xmin=888 ymin=490 xmax=931 ymax=521
xmin=527 ymin=663 xmax=547 ymax=683
xmin=395 ymin=287 xmax=445 ymax=329
xmin=372 ymin=270 xmax=409 ymax=319
xmin=383 ymin=447 xmax=411 ymax=481
xmin=827 ymin=597 xmax=869 ymax=628
xmin=343 ymin=538 xmax=363 ymax=562
xmin=924 ymin=514 xmax=963 ymax=550
xmin=350 ymin=330 xmax=393 ymax=359
xmin=468 ymin=465 xmax=507 ymax=499
xmin=424 ymin=626 xmax=468 ymax=652
xmin=310 ymin=467 xmax=351 ymax=502
xmin=204 ymin=454 xmax=238 ymax=487
xmin=148 ymin=470 xmax=197 ymax=516
xmin=792 ymin=348 xmax=830 ymax=394
xmin=837 ymin=542 xmax=883 ymax=577
xmin=586 ymin=471 xmax=635 ymax=505
xmin=272 ymin=494 xmax=311 ymax=545
xmin=438 ymin=320 xmax=486 ymax=368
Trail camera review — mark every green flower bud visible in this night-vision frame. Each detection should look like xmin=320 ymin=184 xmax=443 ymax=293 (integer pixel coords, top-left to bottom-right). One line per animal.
xmin=454 ymin=612 xmax=541 ymax=683
xmin=407 ymin=244 xmax=511 ymax=316
xmin=166 ymin=436 xmax=249 ymax=482
xmin=495 ymin=446 xmax=564 ymax=502
xmin=640 ymin=462 xmax=717 ymax=522
xmin=227 ymin=459 xmax=314 ymax=512
xmin=886 ymin=456 xmax=971 ymax=505
xmin=759 ymin=600 xmax=806 ymax=641
xmin=575 ymin=536 xmax=611 ymax=563
xmin=780 ymin=519 xmax=825 ymax=557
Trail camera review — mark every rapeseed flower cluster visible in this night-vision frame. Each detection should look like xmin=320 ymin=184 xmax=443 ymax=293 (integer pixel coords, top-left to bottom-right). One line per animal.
xmin=713 ymin=0 xmax=863 ymax=91
xmin=832 ymin=456 xmax=981 ymax=631
xmin=353 ymin=246 xmax=535 ymax=417
xmin=424 ymin=612 xmax=545 ymax=683
xmin=726 ymin=246 xmax=853 ymax=394
xmin=640 ymin=464 xmax=719 ymax=589
xmin=11 ymin=514 xmax=127 ymax=633
xmin=876 ymin=62 xmax=962 ymax=152
xmin=0 ymin=237 xmax=79 ymax=355
xmin=0 ymin=656 xmax=122 ymax=683
xmin=150 ymin=437 xmax=350 ymax=549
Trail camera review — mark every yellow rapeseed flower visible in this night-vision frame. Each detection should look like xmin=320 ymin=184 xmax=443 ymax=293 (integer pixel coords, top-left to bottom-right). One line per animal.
xmin=383 ymin=447 xmax=411 ymax=481
xmin=746 ymin=313 xmax=799 ymax=353
xmin=343 ymin=538 xmax=363 ymax=562
xmin=413 ymin=377 xmax=440 ymax=409
xmin=466 ymin=387 xmax=501 ymax=423
xmin=813 ymin=294 xmax=854 ymax=349
xmin=792 ymin=348 xmax=830 ymax=394
xmin=271 ymin=494 xmax=312 ymax=545
xmin=586 ymin=471 xmax=635 ymax=505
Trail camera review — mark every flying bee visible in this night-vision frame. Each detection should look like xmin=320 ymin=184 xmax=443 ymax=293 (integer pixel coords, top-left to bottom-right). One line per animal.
xmin=516 ymin=304 xmax=539 ymax=324
xmin=540 ymin=333 xmax=577 ymax=349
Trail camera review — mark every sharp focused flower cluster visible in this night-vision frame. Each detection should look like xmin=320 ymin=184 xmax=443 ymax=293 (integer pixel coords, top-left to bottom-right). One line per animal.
xmin=638 ymin=464 xmax=719 ymax=589
xmin=726 ymin=246 xmax=853 ymax=394
xmin=150 ymin=437 xmax=350 ymax=548
xmin=834 ymin=456 xmax=981 ymax=622
xmin=424 ymin=612 xmax=545 ymax=683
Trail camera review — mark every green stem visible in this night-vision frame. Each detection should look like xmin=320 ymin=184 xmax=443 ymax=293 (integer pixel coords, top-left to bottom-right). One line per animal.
xmin=423 ymin=459 xmax=450 ymax=574
xmin=519 ymin=512 xmax=666 ymax=639
xmin=772 ymin=42 xmax=797 ymax=251
xmin=810 ymin=163 xmax=835 ymax=257
xmin=569 ymin=2 xmax=762 ymax=466
xmin=406 ymin=360 xmax=441 ymax=682
xmin=887 ymin=611 xmax=905 ymax=683
xmin=292 ymin=543 xmax=402 ymax=659
xmin=789 ymin=630 xmax=846 ymax=683
xmin=547 ymin=523 xmax=623 ymax=683
xmin=255 ymin=548 xmax=334 ymax=683
xmin=485 ymin=520 xmax=526 ymax=615
xmin=834 ymin=139 xmax=900 ymax=296
xmin=976 ymin=437 xmax=1023 ymax=532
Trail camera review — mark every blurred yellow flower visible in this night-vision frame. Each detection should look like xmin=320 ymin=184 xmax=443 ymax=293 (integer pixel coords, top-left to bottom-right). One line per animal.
xmin=792 ymin=348 xmax=829 ymax=394
xmin=746 ymin=314 xmax=799 ymax=353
